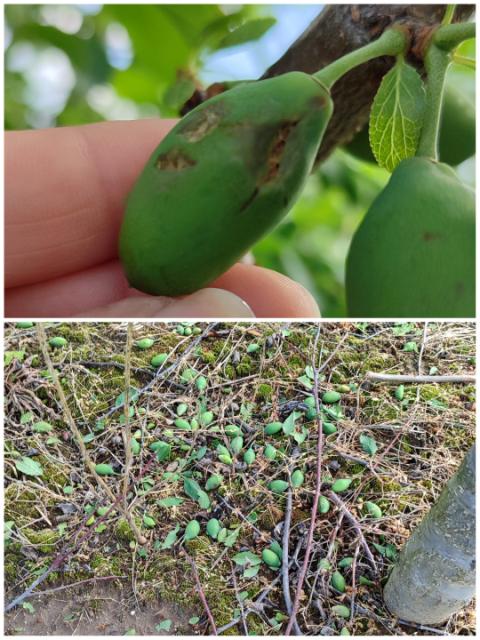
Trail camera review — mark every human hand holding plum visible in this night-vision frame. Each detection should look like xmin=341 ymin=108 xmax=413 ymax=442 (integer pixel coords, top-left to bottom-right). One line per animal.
xmin=5 ymin=120 xmax=320 ymax=318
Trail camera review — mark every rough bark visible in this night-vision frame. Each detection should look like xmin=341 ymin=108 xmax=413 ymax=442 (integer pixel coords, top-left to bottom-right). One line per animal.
xmin=183 ymin=5 xmax=474 ymax=162
xmin=263 ymin=5 xmax=474 ymax=162
xmin=383 ymin=445 xmax=475 ymax=624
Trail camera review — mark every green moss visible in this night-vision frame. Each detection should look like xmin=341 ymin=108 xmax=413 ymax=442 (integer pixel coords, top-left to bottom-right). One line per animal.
xmin=211 ymin=339 xmax=227 ymax=356
xmin=288 ymin=332 xmax=310 ymax=348
xmin=91 ymin=553 xmax=125 ymax=576
xmin=115 ymin=518 xmax=135 ymax=543
xmin=236 ymin=356 xmax=252 ymax=377
xmin=201 ymin=350 xmax=216 ymax=364
xmin=5 ymin=485 xmax=38 ymax=523
xmin=288 ymin=355 xmax=305 ymax=369
xmin=256 ymin=384 xmax=273 ymax=400
xmin=347 ymin=463 xmax=366 ymax=475
xmin=23 ymin=527 xmax=60 ymax=553
xmin=224 ymin=364 xmax=236 ymax=380
xmin=5 ymin=543 xmax=23 ymax=582
xmin=36 ymin=456 xmax=69 ymax=488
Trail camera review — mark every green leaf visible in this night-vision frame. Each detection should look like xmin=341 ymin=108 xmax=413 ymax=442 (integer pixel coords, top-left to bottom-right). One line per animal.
xmin=246 ymin=343 xmax=260 ymax=353
xmin=403 ymin=341 xmax=418 ymax=352
xmin=297 ymin=375 xmax=313 ymax=390
xmin=205 ymin=474 xmax=223 ymax=491
xmin=143 ymin=514 xmax=156 ymax=528
xmin=304 ymin=365 xmax=315 ymax=380
xmin=158 ymin=496 xmax=184 ymax=508
xmin=32 ymin=421 xmax=53 ymax=433
xmin=218 ymin=17 xmax=276 ymax=49
xmin=115 ymin=387 xmax=139 ymax=407
xmin=16 ymin=457 xmax=43 ymax=477
xmin=223 ymin=527 xmax=240 ymax=547
xmin=243 ymin=565 xmax=260 ymax=578
xmin=189 ymin=617 xmax=200 ymax=625
xmin=149 ymin=441 xmax=171 ymax=461
xmin=197 ymin=489 xmax=210 ymax=510
xmin=293 ymin=427 xmax=309 ymax=445
xmin=155 ymin=619 xmax=172 ymax=632
xmin=20 ymin=411 xmax=34 ymax=424
xmin=370 ymin=57 xmax=426 ymax=172
xmin=5 ymin=350 xmax=26 ymax=365
xmin=373 ymin=541 xmax=398 ymax=560
xmin=359 ymin=434 xmax=377 ymax=456
xmin=185 ymin=519 xmax=200 ymax=540
xmin=160 ymin=524 xmax=180 ymax=550
xmin=232 ymin=551 xmax=262 ymax=566
xmin=282 ymin=412 xmax=297 ymax=435
xmin=163 ymin=77 xmax=196 ymax=111
xmin=183 ymin=477 xmax=202 ymax=501
xmin=174 ymin=418 xmax=191 ymax=430
xmin=392 ymin=322 xmax=416 ymax=336
xmin=22 ymin=602 xmax=35 ymax=614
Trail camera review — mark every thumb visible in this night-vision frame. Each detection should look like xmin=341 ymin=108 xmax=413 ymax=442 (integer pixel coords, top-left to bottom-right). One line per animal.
xmin=75 ymin=287 xmax=255 ymax=318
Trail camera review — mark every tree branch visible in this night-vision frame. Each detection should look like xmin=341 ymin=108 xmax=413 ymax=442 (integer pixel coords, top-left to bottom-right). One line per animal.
xmin=184 ymin=5 xmax=474 ymax=162
xmin=366 ymin=372 xmax=475 ymax=384
xmin=262 ymin=4 xmax=474 ymax=162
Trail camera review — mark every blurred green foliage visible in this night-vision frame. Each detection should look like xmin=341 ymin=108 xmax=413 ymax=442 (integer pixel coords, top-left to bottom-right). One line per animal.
xmin=4 ymin=5 xmax=475 ymax=316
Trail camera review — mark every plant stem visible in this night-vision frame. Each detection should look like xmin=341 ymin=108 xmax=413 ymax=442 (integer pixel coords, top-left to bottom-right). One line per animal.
xmin=35 ymin=323 xmax=145 ymax=544
xmin=314 ymin=28 xmax=407 ymax=90
xmin=434 ymin=21 xmax=476 ymax=51
xmin=285 ymin=325 xmax=324 ymax=635
xmin=416 ymin=44 xmax=450 ymax=160
xmin=452 ymin=53 xmax=476 ymax=69
xmin=441 ymin=5 xmax=456 ymax=26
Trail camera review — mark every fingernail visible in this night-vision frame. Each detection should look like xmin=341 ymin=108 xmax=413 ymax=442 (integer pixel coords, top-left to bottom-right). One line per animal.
xmin=161 ymin=288 xmax=255 ymax=318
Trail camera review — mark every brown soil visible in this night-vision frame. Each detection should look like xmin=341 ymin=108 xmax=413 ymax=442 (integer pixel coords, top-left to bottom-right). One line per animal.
xmin=5 ymin=582 xmax=193 ymax=636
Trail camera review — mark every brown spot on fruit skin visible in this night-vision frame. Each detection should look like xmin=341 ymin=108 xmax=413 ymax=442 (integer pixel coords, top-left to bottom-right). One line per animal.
xmin=239 ymin=188 xmax=259 ymax=213
xmin=422 ymin=231 xmax=441 ymax=242
xmin=262 ymin=121 xmax=298 ymax=183
xmin=455 ymin=282 xmax=465 ymax=298
xmin=156 ymin=150 xmax=196 ymax=171
xmin=178 ymin=103 xmax=225 ymax=143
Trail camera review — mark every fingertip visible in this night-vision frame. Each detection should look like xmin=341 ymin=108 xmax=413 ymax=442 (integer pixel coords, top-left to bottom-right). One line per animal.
xmin=75 ymin=287 xmax=254 ymax=318
xmin=212 ymin=263 xmax=321 ymax=318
